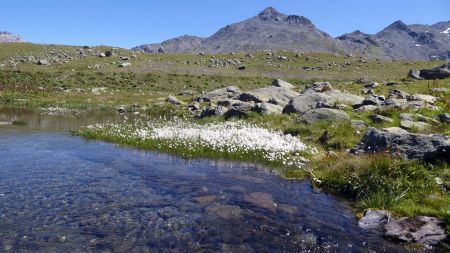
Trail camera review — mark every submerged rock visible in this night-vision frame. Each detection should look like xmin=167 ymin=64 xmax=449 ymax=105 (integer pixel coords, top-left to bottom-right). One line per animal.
xmin=244 ymin=192 xmax=277 ymax=213
xmin=206 ymin=205 xmax=243 ymax=220
xmin=384 ymin=216 xmax=447 ymax=246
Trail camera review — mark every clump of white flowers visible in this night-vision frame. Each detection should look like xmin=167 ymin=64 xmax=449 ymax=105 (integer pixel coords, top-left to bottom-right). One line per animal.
xmin=83 ymin=120 xmax=316 ymax=168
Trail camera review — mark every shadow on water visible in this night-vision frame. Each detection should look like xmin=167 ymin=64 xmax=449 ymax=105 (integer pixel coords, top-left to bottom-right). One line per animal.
xmin=0 ymin=106 xmax=431 ymax=252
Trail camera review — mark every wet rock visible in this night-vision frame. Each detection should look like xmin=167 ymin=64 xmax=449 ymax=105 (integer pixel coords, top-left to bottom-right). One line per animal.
xmin=358 ymin=209 xmax=391 ymax=229
xmin=302 ymin=82 xmax=333 ymax=93
xmin=194 ymin=86 xmax=241 ymax=103
xmin=194 ymin=195 xmax=218 ymax=204
xmin=272 ymin=79 xmax=294 ymax=89
xmin=384 ymin=216 xmax=447 ymax=245
xmin=244 ymin=192 xmax=277 ymax=213
xmin=370 ymin=114 xmax=393 ymax=124
xmin=299 ymin=108 xmax=350 ymax=124
xmin=167 ymin=95 xmax=184 ymax=105
xmin=206 ymin=205 xmax=243 ymax=219
xmin=352 ymin=127 xmax=450 ymax=161
xmin=278 ymin=204 xmax=298 ymax=215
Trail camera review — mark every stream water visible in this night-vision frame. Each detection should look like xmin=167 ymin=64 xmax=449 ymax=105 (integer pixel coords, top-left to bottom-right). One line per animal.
xmin=0 ymin=107 xmax=423 ymax=252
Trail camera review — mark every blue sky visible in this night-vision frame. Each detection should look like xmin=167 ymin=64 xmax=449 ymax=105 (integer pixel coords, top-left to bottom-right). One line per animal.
xmin=2 ymin=0 xmax=449 ymax=48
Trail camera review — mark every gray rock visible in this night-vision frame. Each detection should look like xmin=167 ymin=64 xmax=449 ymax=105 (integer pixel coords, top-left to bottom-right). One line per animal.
xmin=388 ymin=90 xmax=409 ymax=100
xmin=300 ymin=108 xmax=350 ymax=124
xmin=230 ymin=101 xmax=255 ymax=112
xmin=187 ymin=102 xmax=200 ymax=111
xmin=400 ymin=120 xmax=432 ymax=131
xmin=384 ymin=216 xmax=447 ymax=245
xmin=399 ymin=113 xmax=414 ymax=121
xmin=272 ymin=79 xmax=294 ymax=89
xmin=239 ymin=86 xmax=299 ymax=105
xmin=194 ymin=86 xmax=241 ymax=103
xmin=283 ymin=93 xmax=331 ymax=114
xmin=37 ymin=59 xmax=48 ymax=65
xmin=116 ymin=105 xmax=126 ymax=113
xmin=355 ymin=105 xmax=377 ymax=112
xmin=407 ymin=94 xmax=437 ymax=104
xmin=255 ymin=102 xmax=283 ymax=115
xmin=167 ymin=95 xmax=184 ymax=105
xmin=118 ymin=62 xmax=131 ymax=67
xmin=351 ymin=120 xmax=367 ymax=129
xmin=302 ymin=82 xmax=333 ymax=94
xmin=178 ymin=90 xmax=195 ymax=96
xmin=381 ymin=99 xmax=407 ymax=109
xmin=370 ymin=114 xmax=394 ymax=123
xmin=408 ymin=69 xmax=422 ymax=79
xmin=362 ymin=95 xmax=383 ymax=106
xmin=438 ymin=113 xmax=450 ymax=123
xmin=419 ymin=63 xmax=450 ymax=80
xmin=358 ymin=209 xmax=391 ymax=229
xmin=200 ymin=105 xmax=228 ymax=118
xmin=431 ymin=87 xmax=448 ymax=94
xmin=364 ymin=81 xmax=380 ymax=89
xmin=322 ymin=90 xmax=364 ymax=106
xmin=352 ymin=127 xmax=450 ymax=161
xmin=383 ymin=127 xmax=409 ymax=134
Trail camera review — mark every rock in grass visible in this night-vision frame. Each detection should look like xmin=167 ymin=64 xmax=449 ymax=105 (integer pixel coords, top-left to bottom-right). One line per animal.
xmin=384 ymin=216 xmax=447 ymax=246
xmin=37 ymin=59 xmax=48 ymax=65
xmin=355 ymin=105 xmax=377 ymax=112
xmin=438 ymin=113 xmax=450 ymax=123
xmin=199 ymin=105 xmax=228 ymax=118
xmin=302 ymin=82 xmax=333 ymax=93
xmin=167 ymin=95 xmax=184 ymax=105
xmin=272 ymin=79 xmax=294 ymax=89
xmin=370 ymin=114 xmax=393 ymax=124
xmin=255 ymin=102 xmax=283 ymax=115
xmin=283 ymin=93 xmax=331 ymax=114
xmin=408 ymin=69 xmax=422 ymax=80
xmin=118 ymin=62 xmax=131 ymax=67
xmin=194 ymin=86 xmax=241 ymax=103
xmin=300 ymin=108 xmax=350 ymax=124
xmin=407 ymin=94 xmax=437 ymax=104
xmin=352 ymin=127 xmax=450 ymax=162
xmin=418 ymin=63 xmax=450 ymax=80
xmin=388 ymin=89 xmax=409 ymax=99
xmin=239 ymin=86 xmax=299 ymax=106
xmin=400 ymin=120 xmax=432 ymax=131
xmin=358 ymin=209 xmax=391 ymax=229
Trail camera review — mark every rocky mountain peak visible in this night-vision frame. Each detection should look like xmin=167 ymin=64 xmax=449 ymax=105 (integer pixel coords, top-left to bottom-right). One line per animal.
xmin=384 ymin=20 xmax=409 ymax=32
xmin=258 ymin=7 xmax=284 ymax=21
xmin=0 ymin=31 xmax=24 ymax=43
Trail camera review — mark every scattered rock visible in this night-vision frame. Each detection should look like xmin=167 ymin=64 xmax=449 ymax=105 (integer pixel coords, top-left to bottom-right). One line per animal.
xmin=355 ymin=105 xmax=377 ymax=112
xmin=239 ymin=86 xmax=299 ymax=106
xmin=283 ymin=93 xmax=331 ymax=114
xmin=400 ymin=120 xmax=432 ymax=131
xmin=272 ymin=79 xmax=294 ymax=89
xmin=370 ymin=114 xmax=394 ymax=124
xmin=194 ymin=86 xmax=241 ymax=103
xmin=116 ymin=105 xmax=126 ymax=113
xmin=389 ymin=90 xmax=409 ymax=100
xmin=118 ymin=62 xmax=131 ymax=67
xmin=407 ymin=94 xmax=437 ymax=104
xmin=352 ymin=127 xmax=450 ymax=161
xmin=438 ymin=113 xmax=450 ymax=123
xmin=384 ymin=216 xmax=447 ymax=246
xmin=358 ymin=209 xmax=391 ymax=229
xmin=302 ymin=82 xmax=333 ymax=93
xmin=418 ymin=63 xmax=450 ymax=79
xmin=382 ymin=127 xmax=409 ymax=134
xmin=199 ymin=105 xmax=228 ymax=118
xmin=167 ymin=95 xmax=184 ymax=105
xmin=237 ymin=65 xmax=246 ymax=70
xmin=300 ymin=108 xmax=350 ymax=124
xmin=255 ymin=102 xmax=283 ymax=115
xmin=37 ymin=59 xmax=48 ymax=65
xmin=408 ymin=69 xmax=422 ymax=80
xmin=351 ymin=120 xmax=366 ymax=129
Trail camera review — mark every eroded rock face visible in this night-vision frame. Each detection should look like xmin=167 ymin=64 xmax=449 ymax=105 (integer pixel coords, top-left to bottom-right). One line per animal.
xmin=352 ymin=127 xmax=450 ymax=162
xmin=244 ymin=192 xmax=277 ymax=213
xmin=384 ymin=216 xmax=447 ymax=246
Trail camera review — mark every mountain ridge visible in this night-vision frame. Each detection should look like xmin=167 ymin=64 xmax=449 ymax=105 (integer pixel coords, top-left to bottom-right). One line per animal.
xmin=132 ymin=7 xmax=450 ymax=60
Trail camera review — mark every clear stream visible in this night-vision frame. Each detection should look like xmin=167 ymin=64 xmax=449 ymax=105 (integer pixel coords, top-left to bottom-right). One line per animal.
xmin=0 ymin=107 xmax=427 ymax=252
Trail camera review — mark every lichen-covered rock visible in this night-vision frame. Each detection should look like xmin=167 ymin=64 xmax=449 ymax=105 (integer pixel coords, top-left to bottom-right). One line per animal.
xmin=299 ymin=108 xmax=350 ymax=124
xmin=352 ymin=127 xmax=450 ymax=162
xmin=384 ymin=216 xmax=447 ymax=246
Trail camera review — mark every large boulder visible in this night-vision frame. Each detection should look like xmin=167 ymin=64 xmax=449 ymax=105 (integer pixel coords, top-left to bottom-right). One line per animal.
xmin=199 ymin=105 xmax=228 ymax=118
xmin=299 ymin=108 xmax=350 ymax=124
xmin=272 ymin=79 xmax=295 ymax=89
xmin=239 ymin=87 xmax=299 ymax=106
xmin=283 ymin=93 xmax=331 ymax=114
xmin=322 ymin=90 xmax=364 ymax=106
xmin=384 ymin=216 xmax=447 ymax=246
xmin=302 ymin=82 xmax=333 ymax=94
xmin=194 ymin=86 xmax=241 ymax=102
xmin=408 ymin=69 xmax=422 ymax=80
xmin=255 ymin=102 xmax=283 ymax=115
xmin=352 ymin=127 xmax=450 ymax=162
xmin=419 ymin=63 xmax=450 ymax=80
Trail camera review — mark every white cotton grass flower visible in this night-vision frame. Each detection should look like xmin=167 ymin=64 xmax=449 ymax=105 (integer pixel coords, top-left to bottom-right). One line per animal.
xmin=82 ymin=120 xmax=316 ymax=168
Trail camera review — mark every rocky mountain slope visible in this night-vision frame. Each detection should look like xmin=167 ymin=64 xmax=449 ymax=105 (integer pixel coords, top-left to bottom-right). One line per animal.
xmin=133 ymin=7 xmax=450 ymax=60
xmin=0 ymin=31 xmax=24 ymax=43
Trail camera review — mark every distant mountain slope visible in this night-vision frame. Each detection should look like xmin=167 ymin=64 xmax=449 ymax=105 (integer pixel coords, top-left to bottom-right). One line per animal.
xmin=132 ymin=35 xmax=204 ymax=53
xmin=337 ymin=21 xmax=450 ymax=60
xmin=132 ymin=7 xmax=450 ymax=60
xmin=0 ymin=31 xmax=24 ymax=43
